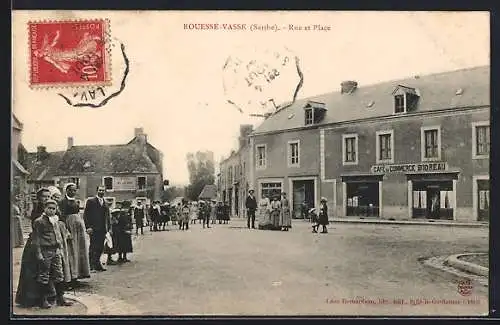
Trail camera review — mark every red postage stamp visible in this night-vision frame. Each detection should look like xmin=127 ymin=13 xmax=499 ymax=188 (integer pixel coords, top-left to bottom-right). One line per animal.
xmin=28 ymin=19 xmax=111 ymax=88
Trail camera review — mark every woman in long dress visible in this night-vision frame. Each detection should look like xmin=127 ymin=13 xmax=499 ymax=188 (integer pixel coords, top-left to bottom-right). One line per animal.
xmin=11 ymin=197 xmax=24 ymax=248
xmin=270 ymin=195 xmax=281 ymax=229
xmin=60 ymin=183 xmax=90 ymax=282
xmin=280 ymin=192 xmax=292 ymax=231
xmin=15 ymin=187 xmax=53 ymax=308
xmin=116 ymin=207 xmax=133 ymax=262
xmin=317 ymin=197 xmax=329 ymax=234
xmin=190 ymin=201 xmax=199 ymax=225
xmin=257 ymin=195 xmax=272 ymax=229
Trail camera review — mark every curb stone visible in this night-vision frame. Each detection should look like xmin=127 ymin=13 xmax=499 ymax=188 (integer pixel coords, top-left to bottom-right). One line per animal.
xmin=446 ymin=253 xmax=489 ymax=277
xmin=329 ymin=218 xmax=488 ymax=228
xmin=421 ymin=255 xmax=488 ymax=295
xmin=66 ymin=293 xmax=142 ymax=315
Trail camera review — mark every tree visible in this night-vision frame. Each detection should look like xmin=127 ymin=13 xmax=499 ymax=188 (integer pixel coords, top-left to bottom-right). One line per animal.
xmin=185 ymin=151 xmax=215 ymax=201
xmin=161 ymin=186 xmax=185 ymax=202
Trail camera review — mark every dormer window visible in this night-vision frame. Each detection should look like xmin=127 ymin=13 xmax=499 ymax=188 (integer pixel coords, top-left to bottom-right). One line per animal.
xmin=305 ymin=108 xmax=314 ymax=125
xmin=392 ymin=85 xmax=420 ymax=114
xmin=304 ymin=101 xmax=327 ymax=125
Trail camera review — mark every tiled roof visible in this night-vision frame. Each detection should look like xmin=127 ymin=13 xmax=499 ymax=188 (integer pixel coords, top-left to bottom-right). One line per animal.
xmin=198 ymin=184 xmax=217 ymax=200
xmin=56 ymin=144 xmax=159 ymax=174
xmin=253 ymin=65 xmax=489 ymax=134
xmin=12 ymin=114 xmax=23 ymax=130
xmin=23 ymin=151 xmax=65 ymax=180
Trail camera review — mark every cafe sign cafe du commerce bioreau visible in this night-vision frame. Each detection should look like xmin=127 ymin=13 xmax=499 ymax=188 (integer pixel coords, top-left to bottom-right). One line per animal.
xmin=370 ymin=162 xmax=448 ymax=174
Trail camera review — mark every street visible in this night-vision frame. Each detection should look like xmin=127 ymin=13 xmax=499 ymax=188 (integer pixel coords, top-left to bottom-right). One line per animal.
xmin=13 ymin=220 xmax=489 ymax=316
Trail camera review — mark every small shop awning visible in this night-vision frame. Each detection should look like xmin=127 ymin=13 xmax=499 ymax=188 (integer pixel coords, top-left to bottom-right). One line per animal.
xmin=12 ymin=159 xmax=30 ymax=175
xmin=406 ymin=171 xmax=460 ymax=182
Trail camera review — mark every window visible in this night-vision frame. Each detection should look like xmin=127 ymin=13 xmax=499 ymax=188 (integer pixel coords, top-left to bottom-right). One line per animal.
xmin=228 ymin=166 xmax=233 ymax=183
xmin=342 ymin=134 xmax=358 ymax=165
xmin=420 ymin=126 xmax=441 ymax=161
xmin=260 ymin=182 xmax=282 ymax=200
xmin=137 ymin=176 xmax=147 ymax=190
xmin=256 ymin=144 xmax=267 ymax=169
xmin=288 ymin=140 xmax=300 ymax=167
xmin=472 ymin=122 xmax=490 ymax=159
xmin=394 ymin=95 xmax=405 ymax=113
xmin=305 ymin=108 xmax=314 ymax=125
xmin=376 ymin=130 xmax=394 ymax=163
xmin=103 ymin=176 xmax=113 ymax=191
xmin=68 ymin=177 xmax=80 ymax=189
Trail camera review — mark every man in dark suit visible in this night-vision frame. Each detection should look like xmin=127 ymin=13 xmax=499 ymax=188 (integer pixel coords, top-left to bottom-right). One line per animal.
xmin=245 ymin=189 xmax=257 ymax=229
xmin=83 ymin=186 xmax=111 ymax=271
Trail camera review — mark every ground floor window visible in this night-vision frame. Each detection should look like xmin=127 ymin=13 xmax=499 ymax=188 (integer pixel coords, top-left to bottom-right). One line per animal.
xmin=346 ymin=182 xmax=379 ymax=217
xmin=477 ymin=179 xmax=489 ymax=222
xmin=260 ymin=182 xmax=282 ymax=201
xmin=412 ymin=180 xmax=453 ymax=220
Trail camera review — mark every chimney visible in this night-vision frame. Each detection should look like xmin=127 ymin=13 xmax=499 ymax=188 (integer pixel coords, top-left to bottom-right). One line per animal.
xmin=238 ymin=124 xmax=253 ymax=150
xmin=36 ymin=146 xmax=48 ymax=161
xmin=67 ymin=137 xmax=74 ymax=149
xmin=341 ymin=80 xmax=358 ymax=94
xmin=134 ymin=127 xmax=147 ymax=145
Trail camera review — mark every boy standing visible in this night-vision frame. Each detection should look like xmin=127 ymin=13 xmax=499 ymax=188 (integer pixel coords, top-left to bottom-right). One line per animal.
xmin=32 ymin=199 xmax=73 ymax=309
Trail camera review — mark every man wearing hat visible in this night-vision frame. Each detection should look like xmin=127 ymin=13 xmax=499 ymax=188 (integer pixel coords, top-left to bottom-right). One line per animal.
xmin=32 ymin=199 xmax=73 ymax=308
xmin=245 ymin=189 xmax=257 ymax=229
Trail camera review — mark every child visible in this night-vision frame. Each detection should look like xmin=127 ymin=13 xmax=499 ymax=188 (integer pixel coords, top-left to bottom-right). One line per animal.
xmin=31 ymin=199 xmax=73 ymax=308
xmin=318 ymin=197 xmax=329 ymax=234
xmin=116 ymin=207 xmax=133 ymax=262
xmin=181 ymin=200 xmax=190 ymax=230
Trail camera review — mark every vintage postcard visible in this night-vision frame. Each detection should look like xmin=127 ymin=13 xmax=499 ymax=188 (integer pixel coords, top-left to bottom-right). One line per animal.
xmin=11 ymin=10 xmax=490 ymax=317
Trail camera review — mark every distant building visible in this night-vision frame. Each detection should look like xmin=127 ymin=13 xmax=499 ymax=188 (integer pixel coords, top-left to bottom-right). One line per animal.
xmin=218 ymin=124 xmax=253 ymax=218
xmin=23 ymin=128 xmax=165 ymax=209
xmin=249 ymin=66 xmax=489 ymax=222
xmin=11 ymin=114 xmax=30 ymax=215
xmin=198 ymin=184 xmax=217 ymax=201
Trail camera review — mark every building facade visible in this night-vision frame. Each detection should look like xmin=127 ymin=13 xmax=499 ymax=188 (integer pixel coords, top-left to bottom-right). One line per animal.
xmin=23 ymin=128 xmax=165 ymax=209
xmin=249 ymin=66 xmax=490 ymax=222
xmin=218 ymin=125 xmax=253 ymax=218
xmin=11 ymin=114 xmax=30 ymax=215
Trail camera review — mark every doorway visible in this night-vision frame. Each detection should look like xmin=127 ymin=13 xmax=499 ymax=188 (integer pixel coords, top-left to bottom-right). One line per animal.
xmin=412 ymin=180 xmax=453 ymax=220
xmin=291 ymin=180 xmax=315 ymax=219
xmin=346 ymin=182 xmax=379 ymax=217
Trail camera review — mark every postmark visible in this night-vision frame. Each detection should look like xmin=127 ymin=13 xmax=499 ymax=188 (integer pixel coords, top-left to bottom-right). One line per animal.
xmin=457 ymin=279 xmax=473 ymax=296
xmin=29 ymin=19 xmax=111 ymax=88
xmin=222 ymin=46 xmax=303 ymax=116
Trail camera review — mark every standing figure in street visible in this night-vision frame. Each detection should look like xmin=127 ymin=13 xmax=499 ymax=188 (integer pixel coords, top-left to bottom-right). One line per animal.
xmin=83 ymin=185 xmax=111 ymax=272
xmin=176 ymin=202 xmax=182 ymax=229
xmin=150 ymin=201 xmax=162 ymax=231
xmin=16 ymin=188 xmax=52 ymax=308
xmin=301 ymin=201 xmax=308 ymax=220
xmin=215 ymin=201 xmax=224 ymax=224
xmin=222 ymin=202 xmax=230 ymax=224
xmin=104 ymin=208 xmax=120 ymax=266
xmin=245 ymin=189 xmax=257 ymax=229
xmin=11 ymin=195 xmax=24 ymax=248
xmin=116 ymin=206 xmax=133 ymax=263
xmin=60 ymin=183 xmax=91 ymax=281
xmin=202 ymin=201 xmax=211 ymax=229
xmin=190 ymin=201 xmax=199 ymax=225
xmin=198 ymin=201 xmax=205 ymax=224
xmin=180 ymin=199 xmax=190 ymax=230
xmin=134 ymin=201 xmax=146 ymax=235
xmin=257 ymin=195 xmax=272 ymax=229
xmin=270 ymin=195 xmax=281 ymax=229
xmin=210 ymin=200 xmax=217 ymax=224
xmin=47 ymin=186 xmax=72 ymax=295
xmin=280 ymin=192 xmax=292 ymax=231
xmin=32 ymin=199 xmax=73 ymax=308
xmin=318 ymin=197 xmax=329 ymax=234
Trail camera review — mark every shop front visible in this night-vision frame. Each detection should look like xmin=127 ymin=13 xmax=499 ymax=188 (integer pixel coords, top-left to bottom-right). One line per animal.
xmin=342 ymin=175 xmax=383 ymax=217
xmin=407 ymin=172 xmax=458 ymax=220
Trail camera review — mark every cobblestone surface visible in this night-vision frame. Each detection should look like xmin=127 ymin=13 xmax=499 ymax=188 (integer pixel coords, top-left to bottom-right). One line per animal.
xmin=12 ymin=219 xmax=489 ymax=316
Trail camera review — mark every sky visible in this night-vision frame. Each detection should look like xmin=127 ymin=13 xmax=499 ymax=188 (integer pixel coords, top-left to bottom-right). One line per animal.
xmin=12 ymin=11 xmax=490 ymax=185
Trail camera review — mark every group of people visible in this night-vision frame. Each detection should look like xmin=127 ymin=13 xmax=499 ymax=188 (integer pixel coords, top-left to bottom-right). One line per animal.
xmin=175 ymin=199 xmax=230 ymax=230
xmin=14 ymin=184 xmax=134 ymax=310
xmin=247 ymin=189 xmax=330 ymax=233
xmin=252 ymin=190 xmax=292 ymax=231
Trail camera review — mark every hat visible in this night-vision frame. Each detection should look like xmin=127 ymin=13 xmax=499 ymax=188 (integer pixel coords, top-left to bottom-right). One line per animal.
xmin=111 ymin=208 xmax=121 ymax=214
xmin=36 ymin=187 xmax=50 ymax=196
xmin=64 ymin=182 xmax=77 ymax=192
xmin=249 ymin=189 xmax=254 ymax=193
xmin=47 ymin=186 xmax=62 ymax=197
xmin=320 ymin=197 xmax=327 ymax=202
xmin=45 ymin=199 xmax=58 ymax=206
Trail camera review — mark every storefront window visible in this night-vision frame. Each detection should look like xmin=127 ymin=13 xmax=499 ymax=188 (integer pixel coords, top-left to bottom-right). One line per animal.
xmin=412 ymin=191 xmax=427 ymax=208
xmin=260 ymin=182 xmax=282 ymax=200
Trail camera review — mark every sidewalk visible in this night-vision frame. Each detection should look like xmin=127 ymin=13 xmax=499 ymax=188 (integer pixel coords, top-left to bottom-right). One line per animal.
xmin=328 ymin=217 xmax=489 ymax=228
